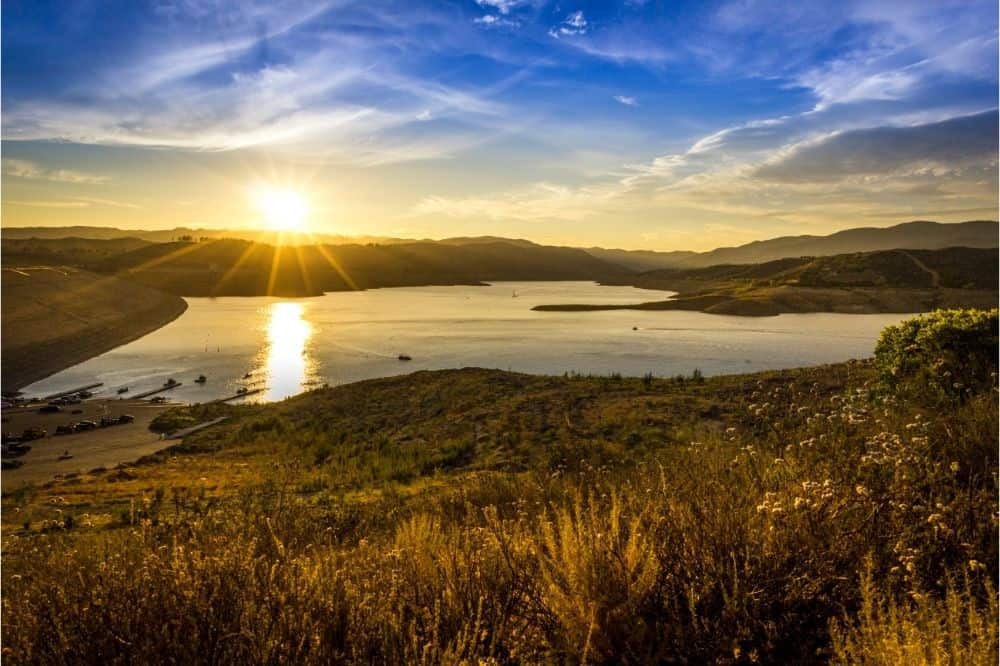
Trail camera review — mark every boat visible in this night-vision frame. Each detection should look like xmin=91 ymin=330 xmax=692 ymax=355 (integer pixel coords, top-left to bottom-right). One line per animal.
xmin=243 ymin=372 xmax=253 ymax=379
xmin=398 ymin=354 xmax=412 ymax=361
xmin=236 ymin=387 xmax=249 ymax=394
xmin=163 ymin=378 xmax=178 ymax=388
xmin=117 ymin=387 xmax=129 ymax=394
xmin=58 ymin=451 xmax=73 ymax=461
xmin=194 ymin=375 xmax=207 ymax=384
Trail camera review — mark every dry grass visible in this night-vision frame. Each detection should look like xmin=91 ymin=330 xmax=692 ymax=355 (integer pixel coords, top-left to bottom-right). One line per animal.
xmin=2 ymin=349 xmax=996 ymax=663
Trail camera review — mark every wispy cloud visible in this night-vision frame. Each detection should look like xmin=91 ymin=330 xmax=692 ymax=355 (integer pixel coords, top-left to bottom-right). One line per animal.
xmin=753 ymin=111 xmax=999 ymax=183
xmin=74 ymin=196 xmax=142 ymax=209
xmin=613 ymin=95 xmax=638 ymax=106
xmin=474 ymin=0 xmax=525 ymax=15
xmin=3 ymin=200 xmax=92 ymax=208
xmin=3 ymin=159 xmax=109 ymax=184
xmin=549 ymin=11 xmax=588 ymax=38
xmin=2 ymin=196 xmax=140 ymax=209
xmin=2 ymin=2 xmax=519 ymax=165
xmin=475 ymin=14 xmax=520 ymax=28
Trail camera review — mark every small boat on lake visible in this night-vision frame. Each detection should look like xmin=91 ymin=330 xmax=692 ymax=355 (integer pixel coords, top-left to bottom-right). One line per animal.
xmin=194 ymin=375 xmax=207 ymax=384
xmin=398 ymin=354 xmax=412 ymax=361
xmin=117 ymin=387 xmax=129 ymax=394
xmin=163 ymin=378 xmax=178 ymax=388
xmin=243 ymin=372 xmax=253 ymax=379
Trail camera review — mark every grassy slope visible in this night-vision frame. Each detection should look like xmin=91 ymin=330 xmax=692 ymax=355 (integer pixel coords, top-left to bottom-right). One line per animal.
xmin=1 ymin=267 xmax=188 ymax=390
xmin=537 ymin=247 xmax=998 ymax=316
xmin=3 ymin=362 xmax=996 ymax=662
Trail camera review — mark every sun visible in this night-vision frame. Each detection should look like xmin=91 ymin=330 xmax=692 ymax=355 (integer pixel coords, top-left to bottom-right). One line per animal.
xmin=252 ymin=187 xmax=310 ymax=233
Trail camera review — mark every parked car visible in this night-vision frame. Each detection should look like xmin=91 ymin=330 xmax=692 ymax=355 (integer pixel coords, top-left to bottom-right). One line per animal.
xmin=39 ymin=404 xmax=62 ymax=414
xmin=55 ymin=424 xmax=77 ymax=435
xmin=99 ymin=416 xmax=118 ymax=428
xmin=21 ymin=427 xmax=47 ymax=441
xmin=75 ymin=420 xmax=98 ymax=431
xmin=117 ymin=414 xmax=136 ymax=424
xmin=3 ymin=443 xmax=31 ymax=457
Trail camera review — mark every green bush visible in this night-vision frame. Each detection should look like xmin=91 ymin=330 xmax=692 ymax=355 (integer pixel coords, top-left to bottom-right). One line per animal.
xmin=874 ymin=309 xmax=998 ymax=402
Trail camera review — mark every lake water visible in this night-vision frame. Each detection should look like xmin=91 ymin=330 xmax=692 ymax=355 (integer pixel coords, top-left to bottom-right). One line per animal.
xmin=23 ymin=281 xmax=912 ymax=404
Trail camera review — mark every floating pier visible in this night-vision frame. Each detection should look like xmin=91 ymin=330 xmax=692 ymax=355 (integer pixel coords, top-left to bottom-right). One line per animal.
xmin=133 ymin=383 xmax=184 ymax=400
xmin=42 ymin=383 xmax=104 ymax=400
xmin=166 ymin=417 xmax=228 ymax=440
xmin=211 ymin=388 xmax=266 ymax=404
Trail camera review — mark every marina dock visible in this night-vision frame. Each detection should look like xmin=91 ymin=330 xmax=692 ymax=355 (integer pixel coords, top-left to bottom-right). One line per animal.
xmin=211 ymin=388 xmax=266 ymax=403
xmin=42 ymin=382 xmax=104 ymax=400
xmin=166 ymin=416 xmax=228 ymax=440
xmin=133 ymin=383 xmax=184 ymax=400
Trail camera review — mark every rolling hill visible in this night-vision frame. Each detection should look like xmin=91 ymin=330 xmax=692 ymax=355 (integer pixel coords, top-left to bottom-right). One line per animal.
xmin=1 ymin=237 xmax=154 ymax=267
xmin=536 ymin=246 xmax=999 ymax=316
xmin=584 ymin=220 xmax=998 ymax=270
xmin=91 ymin=238 xmax=631 ymax=297
xmin=5 ymin=220 xmax=995 ymax=274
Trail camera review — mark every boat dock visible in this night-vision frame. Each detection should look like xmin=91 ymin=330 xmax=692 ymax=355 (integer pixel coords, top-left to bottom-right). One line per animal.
xmin=42 ymin=383 xmax=104 ymax=400
xmin=133 ymin=383 xmax=184 ymax=400
xmin=211 ymin=388 xmax=266 ymax=403
xmin=166 ymin=416 xmax=228 ymax=440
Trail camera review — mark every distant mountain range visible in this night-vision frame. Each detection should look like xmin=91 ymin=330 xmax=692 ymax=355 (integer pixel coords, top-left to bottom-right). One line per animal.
xmin=582 ymin=220 xmax=999 ymax=270
xmin=0 ymin=225 xmax=402 ymax=246
xmin=4 ymin=220 xmax=995 ymax=273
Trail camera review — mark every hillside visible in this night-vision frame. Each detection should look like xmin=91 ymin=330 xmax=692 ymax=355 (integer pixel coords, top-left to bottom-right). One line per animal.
xmin=536 ymin=246 xmax=998 ymax=316
xmin=1 ymin=267 xmax=187 ymax=389
xmin=5 ymin=220 xmax=995 ymax=274
xmin=91 ymin=238 xmax=630 ymax=296
xmin=3 ymin=312 xmax=996 ymax=662
xmin=1 ymin=237 xmax=154 ymax=267
xmin=585 ymin=220 xmax=999 ymax=270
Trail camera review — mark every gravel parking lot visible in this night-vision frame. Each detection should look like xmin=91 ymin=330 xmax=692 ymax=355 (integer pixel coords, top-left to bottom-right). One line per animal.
xmin=2 ymin=399 xmax=173 ymax=488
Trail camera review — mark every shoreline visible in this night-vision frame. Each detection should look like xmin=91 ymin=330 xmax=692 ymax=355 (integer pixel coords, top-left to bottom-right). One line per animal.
xmin=533 ymin=286 xmax=999 ymax=317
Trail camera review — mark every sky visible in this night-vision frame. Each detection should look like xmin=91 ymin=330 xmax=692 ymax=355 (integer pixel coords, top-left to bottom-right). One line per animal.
xmin=2 ymin=0 xmax=997 ymax=251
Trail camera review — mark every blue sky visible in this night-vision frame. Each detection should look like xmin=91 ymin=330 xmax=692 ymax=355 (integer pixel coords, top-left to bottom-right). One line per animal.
xmin=2 ymin=0 xmax=997 ymax=249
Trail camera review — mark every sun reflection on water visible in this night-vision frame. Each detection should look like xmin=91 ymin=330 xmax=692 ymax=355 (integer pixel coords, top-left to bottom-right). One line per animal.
xmin=261 ymin=301 xmax=314 ymax=401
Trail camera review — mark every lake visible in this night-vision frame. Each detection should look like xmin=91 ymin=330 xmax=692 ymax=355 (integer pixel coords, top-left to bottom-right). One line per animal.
xmin=23 ymin=281 xmax=912 ymax=403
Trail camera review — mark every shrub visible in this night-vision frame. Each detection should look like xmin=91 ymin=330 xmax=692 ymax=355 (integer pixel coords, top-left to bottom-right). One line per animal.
xmin=874 ymin=309 xmax=998 ymax=403
xmin=831 ymin=567 xmax=998 ymax=665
